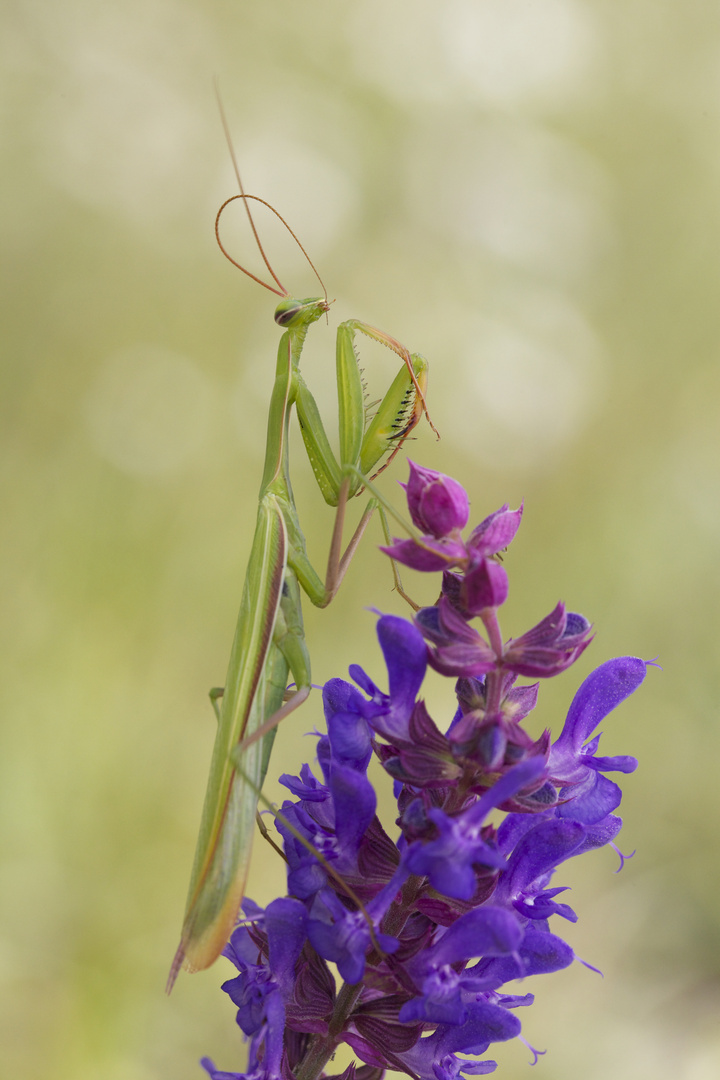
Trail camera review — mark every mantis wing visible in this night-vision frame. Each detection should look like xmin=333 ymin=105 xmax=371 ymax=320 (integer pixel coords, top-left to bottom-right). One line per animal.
xmin=168 ymin=495 xmax=288 ymax=987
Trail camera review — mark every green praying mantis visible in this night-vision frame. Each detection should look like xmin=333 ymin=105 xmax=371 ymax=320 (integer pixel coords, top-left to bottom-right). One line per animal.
xmin=167 ymin=139 xmax=437 ymax=992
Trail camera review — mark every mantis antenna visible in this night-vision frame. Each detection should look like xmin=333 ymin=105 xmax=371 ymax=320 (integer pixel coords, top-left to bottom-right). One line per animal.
xmin=215 ymin=195 xmax=329 ymax=303
xmin=214 ymin=87 xmax=328 ymax=304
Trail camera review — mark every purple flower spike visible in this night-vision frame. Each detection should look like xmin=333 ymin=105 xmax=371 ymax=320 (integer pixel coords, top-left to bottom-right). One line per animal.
xmin=404 ymin=460 xmax=470 ymax=538
xmin=202 ymin=478 xmax=650 ymax=1080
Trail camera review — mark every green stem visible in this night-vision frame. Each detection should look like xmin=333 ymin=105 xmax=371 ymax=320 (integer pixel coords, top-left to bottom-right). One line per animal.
xmin=294 ymin=981 xmax=365 ymax=1080
xmin=381 ymin=874 xmax=424 ymax=938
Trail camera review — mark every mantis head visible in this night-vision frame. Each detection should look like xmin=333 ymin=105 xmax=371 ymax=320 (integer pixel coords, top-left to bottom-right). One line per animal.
xmin=274 ymin=296 xmax=331 ymax=328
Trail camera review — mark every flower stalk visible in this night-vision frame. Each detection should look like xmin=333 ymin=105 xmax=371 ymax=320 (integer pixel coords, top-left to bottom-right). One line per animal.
xmin=294 ymin=983 xmax=367 ymax=1080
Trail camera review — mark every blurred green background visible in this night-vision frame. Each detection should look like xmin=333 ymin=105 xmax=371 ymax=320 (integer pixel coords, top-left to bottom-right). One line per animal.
xmin=2 ymin=1 xmax=720 ymax=1077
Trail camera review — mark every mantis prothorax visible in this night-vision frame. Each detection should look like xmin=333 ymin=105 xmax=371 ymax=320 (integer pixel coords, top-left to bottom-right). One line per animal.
xmin=167 ymin=141 xmax=435 ymax=991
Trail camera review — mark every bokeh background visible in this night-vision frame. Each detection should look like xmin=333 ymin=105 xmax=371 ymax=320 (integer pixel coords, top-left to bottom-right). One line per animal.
xmin=3 ymin=1 xmax=720 ymax=1077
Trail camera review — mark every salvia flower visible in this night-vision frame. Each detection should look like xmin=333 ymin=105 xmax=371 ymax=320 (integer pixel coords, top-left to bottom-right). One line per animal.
xmin=202 ymin=464 xmax=651 ymax=1080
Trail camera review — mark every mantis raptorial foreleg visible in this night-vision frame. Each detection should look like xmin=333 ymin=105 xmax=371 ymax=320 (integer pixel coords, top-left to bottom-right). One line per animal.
xmin=167 ymin=162 xmax=436 ymax=990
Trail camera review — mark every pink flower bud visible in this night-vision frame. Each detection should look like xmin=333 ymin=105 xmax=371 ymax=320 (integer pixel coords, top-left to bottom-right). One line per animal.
xmin=404 ymin=461 xmax=470 ymax=538
xmin=468 ymin=503 xmax=523 ymax=557
xmin=461 ymin=556 xmax=509 ymax=614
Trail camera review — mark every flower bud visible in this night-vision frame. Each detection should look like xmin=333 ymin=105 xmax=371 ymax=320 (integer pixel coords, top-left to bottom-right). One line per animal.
xmin=468 ymin=502 xmax=523 ymax=557
xmin=461 ymin=556 xmax=509 ymax=614
xmin=404 ymin=461 xmax=470 ymax=538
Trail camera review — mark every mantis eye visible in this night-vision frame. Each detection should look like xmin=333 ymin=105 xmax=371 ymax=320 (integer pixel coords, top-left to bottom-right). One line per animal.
xmin=274 ymin=301 xmax=302 ymax=326
xmin=274 ymin=297 xmax=329 ymax=327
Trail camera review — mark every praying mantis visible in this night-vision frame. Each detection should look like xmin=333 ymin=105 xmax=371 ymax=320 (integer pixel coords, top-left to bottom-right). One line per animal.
xmin=166 ymin=136 xmax=437 ymax=991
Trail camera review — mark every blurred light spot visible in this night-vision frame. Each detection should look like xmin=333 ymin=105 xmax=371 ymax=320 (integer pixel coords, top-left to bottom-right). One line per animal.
xmin=0 ymin=576 xmax=54 ymax=652
xmin=669 ymin=425 xmax=720 ymax=536
xmin=347 ymin=0 xmax=458 ymax=103
xmin=33 ymin=6 xmax=216 ymax=223
xmin=473 ymin=323 xmax=587 ymax=435
xmin=448 ymin=288 xmax=603 ymax=470
xmin=100 ymin=1064 xmax=156 ymax=1080
xmin=667 ymin=365 xmax=720 ymax=537
xmin=232 ymin=343 xmax=276 ymax=458
xmin=445 ymin=0 xmax=601 ymax=107
xmin=84 ymin=345 xmax=214 ymax=476
xmin=410 ymin=119 xmax=615 ymax=281
xmin=347 ymin=0 xmax=600 ymax=108
xmin=685 ymin=1040 xmax=720 ymax=1080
